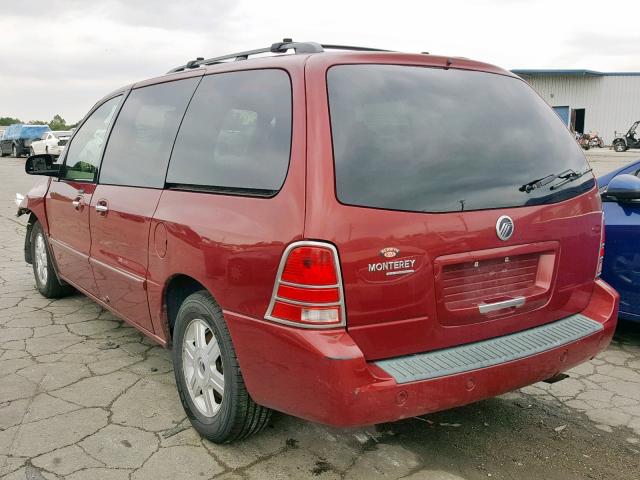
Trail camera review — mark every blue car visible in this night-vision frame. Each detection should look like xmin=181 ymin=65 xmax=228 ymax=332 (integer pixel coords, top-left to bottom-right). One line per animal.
xmin=599 ymin=160 xmax=640 ymax=322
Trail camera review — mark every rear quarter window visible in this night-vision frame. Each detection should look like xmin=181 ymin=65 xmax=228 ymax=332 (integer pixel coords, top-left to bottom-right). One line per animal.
xmin=327 ymin=65 xmax=594 ymax=213
xmin=166 ymin=69 xmax=292 ymax=195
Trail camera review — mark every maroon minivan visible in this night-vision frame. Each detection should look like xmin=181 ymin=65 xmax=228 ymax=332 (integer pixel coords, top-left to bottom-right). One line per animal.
xmin=17 ymin=40 xmax=619 ymax=443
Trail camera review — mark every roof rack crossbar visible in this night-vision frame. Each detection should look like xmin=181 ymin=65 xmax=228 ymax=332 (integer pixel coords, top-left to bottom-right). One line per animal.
xmin=167 ymin=39 xmax=324 ymax=73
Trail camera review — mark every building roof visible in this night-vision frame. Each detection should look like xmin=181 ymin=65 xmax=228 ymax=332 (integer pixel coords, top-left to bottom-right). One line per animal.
xmin=512 ymin=69 xmax=640 ymax=77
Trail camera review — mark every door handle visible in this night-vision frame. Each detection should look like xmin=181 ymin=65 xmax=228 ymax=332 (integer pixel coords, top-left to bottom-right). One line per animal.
xmin=95 ymin=201 xmax=109 ymax=214
xmin=72 ymin=196 xmax=83 ymax=210
xmin=478 ymin=296 xmax=525 ymax=314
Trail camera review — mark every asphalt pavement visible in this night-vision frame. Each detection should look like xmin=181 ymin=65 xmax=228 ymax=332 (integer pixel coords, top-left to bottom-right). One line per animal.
xmin=0 ymin=153 xmax=639 ymax=480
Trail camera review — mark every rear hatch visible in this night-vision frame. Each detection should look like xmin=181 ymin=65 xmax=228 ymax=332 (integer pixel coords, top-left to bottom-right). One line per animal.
xmin=320 ymin=63 xmax=601 ymax=360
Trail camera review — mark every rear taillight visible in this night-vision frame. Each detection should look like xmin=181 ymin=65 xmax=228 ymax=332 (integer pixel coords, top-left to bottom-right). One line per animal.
xmin=265 ymin=241 xmax=345 ymax=328
xmin=596 ymin=213 xmax=605 ymax=278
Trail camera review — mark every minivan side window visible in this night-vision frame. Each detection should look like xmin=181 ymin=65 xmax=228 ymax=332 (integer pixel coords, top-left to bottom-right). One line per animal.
xmin=99 ymin=78 xmax=199 ymax=188
xmin=61 ymin=96 xmax=121 ymax=182
xmin=167 ymin=69 xmax=292 ymax=195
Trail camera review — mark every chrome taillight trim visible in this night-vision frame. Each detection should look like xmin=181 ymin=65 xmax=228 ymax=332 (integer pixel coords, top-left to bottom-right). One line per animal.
xmin=274 ymin=297 xmax=342 ymax=307
xmin=278 ymin=280 xmax=340 ymax=289
xmin=264 ymin=240 xmax=347 ymax=329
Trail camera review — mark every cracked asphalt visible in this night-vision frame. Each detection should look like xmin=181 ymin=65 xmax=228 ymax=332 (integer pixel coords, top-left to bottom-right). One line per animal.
xmin=1 ymin=153 xmax=640 ymax=480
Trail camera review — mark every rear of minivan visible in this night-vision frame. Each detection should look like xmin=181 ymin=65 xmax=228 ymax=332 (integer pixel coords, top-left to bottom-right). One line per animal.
xmin=228 ymin=53 xmax=619 ymax=426
xmin=19 ymin=46 xmax=619 ymax=441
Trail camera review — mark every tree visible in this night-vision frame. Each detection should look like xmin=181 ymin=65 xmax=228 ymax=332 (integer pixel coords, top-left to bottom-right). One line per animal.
xmin=49 ymin=114 xmax=67 ymax=130
xmin=0 ymin=117 xmax=22 ymax=126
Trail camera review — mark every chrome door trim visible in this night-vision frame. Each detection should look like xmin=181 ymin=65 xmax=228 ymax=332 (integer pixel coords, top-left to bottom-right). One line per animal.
xmin=89 ymin=256 xmax=146 ymax=285
xmin=49 ymin=236 xmax=89 ymax=260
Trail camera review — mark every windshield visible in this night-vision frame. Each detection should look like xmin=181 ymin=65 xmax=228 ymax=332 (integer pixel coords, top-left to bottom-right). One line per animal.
xmin=327 ymin=65 xmax=595 ymax=213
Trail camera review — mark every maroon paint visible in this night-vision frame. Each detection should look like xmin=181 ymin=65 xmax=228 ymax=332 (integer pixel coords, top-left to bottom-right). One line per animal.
xmin=20 ymin=177 xmax=50 ymax=229
xmin=89 ymin=185 xmax=160 ymax=332
xmin=45 ymin=179 xmax=99 ymax=295
xmin=20 ymin=51 xmax=619 ymax=428
xmin=226 ymin=280 xmax=617 ymax=426
xmin=145 ymin=57 xmax=308 ymax=336
xmin=304 ymin=53 xmax=606 ymax=359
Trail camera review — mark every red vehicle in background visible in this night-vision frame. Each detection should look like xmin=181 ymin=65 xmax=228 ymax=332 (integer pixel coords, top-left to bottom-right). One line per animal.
xmin=17 ymin=39 xmax=618 ymax=443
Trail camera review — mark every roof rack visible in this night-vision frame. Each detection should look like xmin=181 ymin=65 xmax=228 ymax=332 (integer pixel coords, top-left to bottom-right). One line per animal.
xmin=167 ymin=38 xmax=391 ymax=73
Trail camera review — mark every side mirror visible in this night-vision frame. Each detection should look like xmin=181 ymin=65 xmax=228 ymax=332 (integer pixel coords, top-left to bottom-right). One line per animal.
xmin=25 ymin=154 xmax=60 ymax=177
xmin=602 ymin=174 xmax=640 ymax=201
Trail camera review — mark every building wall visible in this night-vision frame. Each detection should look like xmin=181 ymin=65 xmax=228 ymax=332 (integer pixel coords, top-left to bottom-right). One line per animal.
xmin=519 ymin=74 xmax=640 ymax=144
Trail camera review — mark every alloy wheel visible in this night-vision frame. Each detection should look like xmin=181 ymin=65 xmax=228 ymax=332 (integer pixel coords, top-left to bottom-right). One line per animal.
xmin=182 ymin=318 xmax=225 ymax=417
xmin=34 ymin=233 xmax=48 ymax=286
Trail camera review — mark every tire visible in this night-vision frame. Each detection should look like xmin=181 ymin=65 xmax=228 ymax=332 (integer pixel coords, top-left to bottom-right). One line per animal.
xmin=614 ymin=142 xmax=627 ymax=152
xmin=31 ymin=221 xmax=71 ymax=298
xmin=172 ymin=291 xmax=272 ymax=443
xmin=12 ymin=145 xmax=17 ymax=157
xmin=598 ymin=139 xmax=604 ymax=148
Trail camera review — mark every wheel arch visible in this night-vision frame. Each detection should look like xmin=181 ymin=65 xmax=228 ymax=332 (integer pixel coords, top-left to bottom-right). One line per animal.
xmin=23 ymin=211 xmax=38 ymax=264
xmin=163 ymin=274 xmax=209 ymax=343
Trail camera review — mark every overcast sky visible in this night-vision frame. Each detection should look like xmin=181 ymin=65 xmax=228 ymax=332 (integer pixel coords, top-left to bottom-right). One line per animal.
xmin=1 ymin=0 xmax=639 ymax=122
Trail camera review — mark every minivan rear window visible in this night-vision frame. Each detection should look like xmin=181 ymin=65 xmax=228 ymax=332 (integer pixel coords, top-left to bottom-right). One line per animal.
xmin=327 ymin=65 xmax=595 ymax=213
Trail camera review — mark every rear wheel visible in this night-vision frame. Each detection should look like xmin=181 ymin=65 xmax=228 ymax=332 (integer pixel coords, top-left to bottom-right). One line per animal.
xmin=614 ymin=142 xmax=627 ymax=152
xmin=172 ymin=291 xmax=272 ymax=443
xmin=31 ymin=221 xmax=71 ymax=298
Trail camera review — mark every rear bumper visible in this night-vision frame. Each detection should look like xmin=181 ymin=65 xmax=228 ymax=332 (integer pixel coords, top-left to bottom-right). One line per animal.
xmin=226 ymin=279 xmax=618 ymax=427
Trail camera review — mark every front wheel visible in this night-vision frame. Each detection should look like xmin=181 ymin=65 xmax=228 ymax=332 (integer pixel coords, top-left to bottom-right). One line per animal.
xmin=31 ymin=221 xmax=71 ymax=298
xmin=172 ymin=291 xmax=272 ymax=443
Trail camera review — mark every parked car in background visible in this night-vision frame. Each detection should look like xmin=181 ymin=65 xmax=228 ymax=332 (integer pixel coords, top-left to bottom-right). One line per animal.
xmin=30 ymin=130 xmax=73 ymax=156
xmin=0 ymin=124 xmax=51 ymax=157
xmin=17 ymin=39 xmax=618 ymax=443
xmin=598 ymin=160 xmax=640 ymax=322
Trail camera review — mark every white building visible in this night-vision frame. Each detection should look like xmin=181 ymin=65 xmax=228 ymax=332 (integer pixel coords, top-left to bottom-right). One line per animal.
xmin=512 ymin=70 xmax=640 ymax=144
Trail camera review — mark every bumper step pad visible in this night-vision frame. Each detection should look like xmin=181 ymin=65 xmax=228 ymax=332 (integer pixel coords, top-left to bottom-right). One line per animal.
xmin=375 ymin=314 xmax=603 ymax=384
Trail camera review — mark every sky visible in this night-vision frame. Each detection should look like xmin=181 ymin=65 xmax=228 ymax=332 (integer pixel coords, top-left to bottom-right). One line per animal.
xmin=1 ymin=0 xmax=639 ymax=123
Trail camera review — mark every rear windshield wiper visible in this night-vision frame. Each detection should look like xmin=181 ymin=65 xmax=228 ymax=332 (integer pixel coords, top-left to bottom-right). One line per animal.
xmin=549 ymin=168 xmax=593 ymax=190
xmin=519 ymin=168 xmax=591 ymax=193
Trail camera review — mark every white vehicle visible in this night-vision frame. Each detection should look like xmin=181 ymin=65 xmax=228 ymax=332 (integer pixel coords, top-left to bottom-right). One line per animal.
xmin=29 ymin=130 xmax=73 ymax=156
